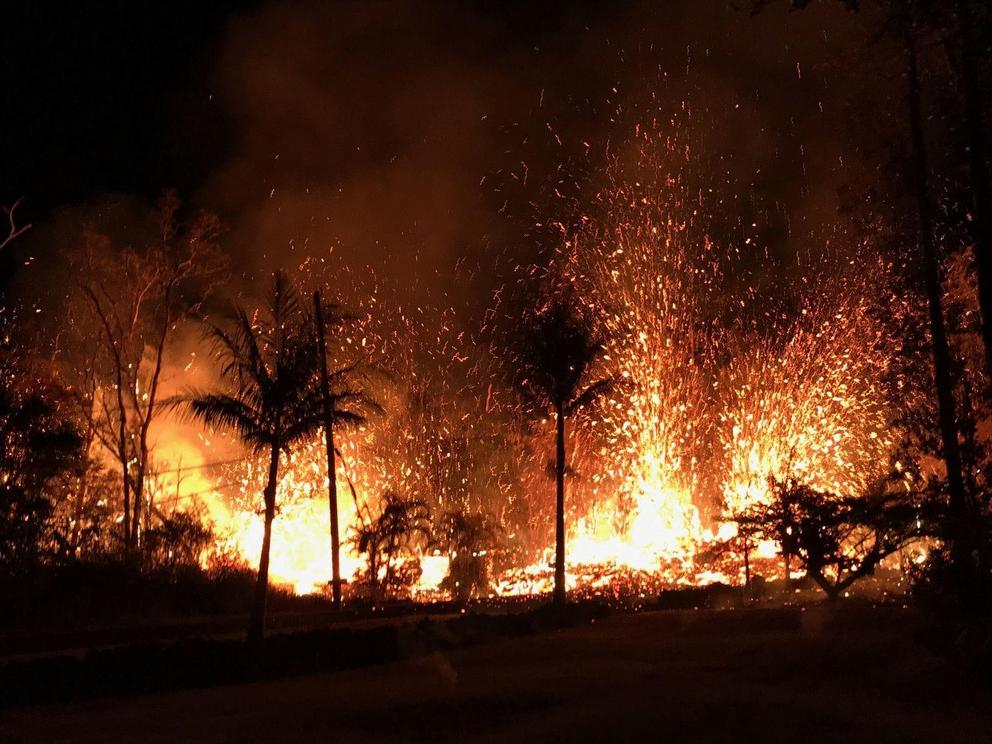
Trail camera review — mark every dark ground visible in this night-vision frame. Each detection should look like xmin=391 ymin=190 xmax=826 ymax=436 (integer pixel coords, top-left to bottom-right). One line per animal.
xmin=2 ymin=606 xmax=990 ymax=743
xmin=0 ymin=607 xmax=460 ymax=660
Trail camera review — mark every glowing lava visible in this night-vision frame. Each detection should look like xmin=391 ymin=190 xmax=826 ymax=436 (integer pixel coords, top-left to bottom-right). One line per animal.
xmin=157 ymin=119 xmax=902 ymax=601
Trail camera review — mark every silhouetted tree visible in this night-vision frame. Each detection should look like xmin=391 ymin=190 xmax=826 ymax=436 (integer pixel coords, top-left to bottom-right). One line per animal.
xmin=760 ymin=0 xmax=983 ymax=559
xmin=436 ymin=510 xmax=500 ymax=602
xmin=735 ymin=476 xmax=923 ymax=601
xmin=951 ymin=0 xmax=992 ymax=390
xmin=70 ymin=193 xmax=224 ymax=553
xmin=142 ymin=510 xmax=213 ymax=572
xmin=0 ymin=373 xmax=83 ymax=574
xmin=904 ymin=15 xmax=974 ymax=559
xmin=180 ymin=272 xmax=322 ymax=647
xmin=352 ymin=491 xmax=431 ymax=601
xmin=48 ymin=456 xmax=117 ymax=562
xmin=0 ymin=199 xmax=31 ymax=253
xmin=515 ymin=293 xmax=613 ymax=606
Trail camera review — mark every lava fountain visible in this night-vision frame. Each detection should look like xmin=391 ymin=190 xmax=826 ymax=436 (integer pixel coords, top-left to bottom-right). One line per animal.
xmin=175 ymin=118 xmax=902 ymax=599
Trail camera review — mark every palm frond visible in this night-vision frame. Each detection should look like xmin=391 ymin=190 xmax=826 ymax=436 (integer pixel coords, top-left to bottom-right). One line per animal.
xmin=183 ymin=392 xmax=270 ymax=451
xmin=566 ymin=377 xmax=616 ymax=416
xmin=516 ymin=291 xmax=609 ymax=413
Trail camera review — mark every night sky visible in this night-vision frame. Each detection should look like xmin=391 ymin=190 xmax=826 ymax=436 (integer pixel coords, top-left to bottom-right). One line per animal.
xmin=1 ymin=2 xmax=258 ymax=209
xmin=1 ymin=1 xmax=624 ymax=211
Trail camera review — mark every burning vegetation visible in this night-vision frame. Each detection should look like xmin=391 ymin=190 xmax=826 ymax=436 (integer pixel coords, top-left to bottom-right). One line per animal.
xmin=1 ymin=0 xmax=991 ymax=677
xmin=0 ymin=124 xmax=927 ymax=612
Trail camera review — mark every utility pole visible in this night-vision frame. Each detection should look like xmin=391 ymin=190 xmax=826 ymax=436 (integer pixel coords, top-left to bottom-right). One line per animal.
xmin=314 ymin=290 xmax=342 ymax=610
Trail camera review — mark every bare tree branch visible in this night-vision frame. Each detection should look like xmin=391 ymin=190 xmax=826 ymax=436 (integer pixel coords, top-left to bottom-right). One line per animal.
xmin=0 ymin=199 xmax=32 ymax=252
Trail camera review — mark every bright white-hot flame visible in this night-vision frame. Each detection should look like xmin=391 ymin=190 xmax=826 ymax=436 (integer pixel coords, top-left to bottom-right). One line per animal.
xmin=148 ymin=119 xmax=903 ymax=601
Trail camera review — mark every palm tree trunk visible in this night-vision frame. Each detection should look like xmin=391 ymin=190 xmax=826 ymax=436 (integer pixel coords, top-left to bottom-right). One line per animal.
xmin=553 ymin=404 xmax=567 ymax=607
xmin=906 ymin=31 xmax=970 ymax=553
xmin=248 ymin=442 xmax=280 ymax=648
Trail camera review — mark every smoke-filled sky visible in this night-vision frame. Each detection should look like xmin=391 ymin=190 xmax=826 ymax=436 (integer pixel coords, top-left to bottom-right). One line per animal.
xmin=3 ymin=0 xmax=898 ymax=312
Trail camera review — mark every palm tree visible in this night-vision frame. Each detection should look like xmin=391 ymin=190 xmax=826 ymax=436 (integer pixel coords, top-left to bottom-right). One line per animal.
xmin=181 ymin=272 xmax=321 ymax=647
xmin=436 ymin=510 xmax=500 ymax=602
xmin=516 ymin=292 xmax=613 ymax=606
xmin=351 ymin=491 xmax=431 ymax=601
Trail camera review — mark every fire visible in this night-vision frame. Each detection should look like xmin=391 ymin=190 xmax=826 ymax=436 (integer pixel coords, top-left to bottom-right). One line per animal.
xmin=491 ymin=124 xmax=902 ymax=594
xmin=206 ymin=434 xmax=450 ymax=597
xmin=720 ymin=271 xmax=897 ymax=516
xmin=148 ymin=117 xmax=902 ymax=601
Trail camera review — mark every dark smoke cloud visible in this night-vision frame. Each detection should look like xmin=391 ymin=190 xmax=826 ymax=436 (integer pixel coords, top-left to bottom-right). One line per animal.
xmin=192 ymin=0 xmax=886 ymax=310
xmin=8 ymin=0 xmax=896 ymax=328
xmin=198 ymin=0 xmax=558 ymax=310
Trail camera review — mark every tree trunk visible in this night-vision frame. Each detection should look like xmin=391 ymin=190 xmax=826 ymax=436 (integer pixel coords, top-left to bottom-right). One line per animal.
xmin=743 ymin=536 xmax=751 ymax=594
xmin=553 ymin=404 xmax=567 ymax=607
xmin=70 ymin=418 xmax=98 ymax=557
xmin=313 ymin=291 xmax=342 ymax=611
xmin=384 ymin=536 xmax=396 ymax=601
xmin=906 ymin=31 xmax=970 ymax=550
xmin=955 ymin=0 xmax=992 ymax=391
xmin=368 ymin=545 xmax=379 ymax=601
xmin=71 ymin=477 xmax=87 ymax=558
xmin=248 ymin=443 xmax=280 ymax=649
xmin=132 ymin=282 xmax=172 ymax=553
xmin=114 ymin=368 xmax=132 ymax=553
xmin=131 ymin=467 xmax=143 ymax=552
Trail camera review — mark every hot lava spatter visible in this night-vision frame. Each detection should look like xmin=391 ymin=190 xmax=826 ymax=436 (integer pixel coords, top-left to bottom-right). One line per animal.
xmin=173 ymin=123 xmax=901 ymax=600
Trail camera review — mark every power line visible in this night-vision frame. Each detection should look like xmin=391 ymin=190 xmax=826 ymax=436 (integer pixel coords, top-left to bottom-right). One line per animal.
xmin=150 ymin=457 xmax=247 ymax=475
xmin=149 ymin=480 xmax=246 ymax=506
